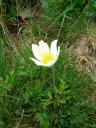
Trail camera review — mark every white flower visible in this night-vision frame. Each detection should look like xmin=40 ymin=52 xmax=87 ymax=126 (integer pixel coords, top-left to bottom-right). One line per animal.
xmin=30 ymin=40 xmax=60 ymax=67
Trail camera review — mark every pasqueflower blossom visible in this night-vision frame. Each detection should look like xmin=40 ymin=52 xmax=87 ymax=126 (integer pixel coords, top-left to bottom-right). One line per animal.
xmin=30 ymin=40 xmax=60 ymax=67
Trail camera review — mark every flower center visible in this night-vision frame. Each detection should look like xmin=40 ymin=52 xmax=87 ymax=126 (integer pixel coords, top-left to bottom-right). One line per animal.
xmin=41 ymin=53 xmax=55 ymax=64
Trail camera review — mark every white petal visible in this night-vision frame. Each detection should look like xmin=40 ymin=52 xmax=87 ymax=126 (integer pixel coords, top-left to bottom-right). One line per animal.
xmin=50 ymin=40 xmax=58 ymax=57
xmin=39 ymin=40 xmax=49 ymax=54
xmin=57 ymin=46 xmax=60 ymax=58
xmin=46 ymin=46 xmax=60 ymax=67
xmin=53 ymin=46 xmax=60 ymax=63
xmin=32 ymin=44 xmax=42 ymax=60
xmin=30 ymin=58 xmax=46 ymax=66
xmin=45 ymin=43 xmax=60 ymax=67
xmin=30 ymin=57 xmax=57 ymax=67
xmin=46 ymin=60 xmax=57 ymax=67
xmin=45 ymin=57 xmax=58 ymax=67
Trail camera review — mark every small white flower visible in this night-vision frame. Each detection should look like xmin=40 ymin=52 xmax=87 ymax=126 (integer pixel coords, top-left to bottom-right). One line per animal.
xmin=30 ymin=40 xmax=60 ymax=67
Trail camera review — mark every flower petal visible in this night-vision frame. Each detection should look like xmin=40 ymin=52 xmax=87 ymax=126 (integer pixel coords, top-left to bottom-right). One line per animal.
xmin=39 ymin=40 xmax=49 ymax=54
xmin=50 ymin=40 xmax=58 ymax=57
xmin=30 ymin=57 xmax=58 ymax=67
xmin=46 ymin=46 xmax=60 ymax=67
xmin=30 ymin=58 xmax=46 ymax=66
xmin=46 ymin=60 xmax=57 ymax=67
xmin=44 ymin=56 xmax=59 ymax=67
xmin=57 ymin=46 xmax=60 ymax=58
xmin=32 ymin=44 xmax=42 ymax=60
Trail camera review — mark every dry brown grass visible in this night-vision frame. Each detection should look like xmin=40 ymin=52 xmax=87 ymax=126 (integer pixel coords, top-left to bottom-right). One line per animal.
xmin=68 ymin=23 xmax=96 ymax=82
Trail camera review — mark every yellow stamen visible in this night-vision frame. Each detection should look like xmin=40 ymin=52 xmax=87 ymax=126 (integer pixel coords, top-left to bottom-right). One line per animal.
xmin=41 ymin=53 xmax=55 ymax=64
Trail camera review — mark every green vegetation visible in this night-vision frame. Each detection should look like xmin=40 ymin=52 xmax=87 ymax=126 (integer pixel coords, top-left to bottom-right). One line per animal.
xmin=0 ymin=0 xmax=96 ymax=127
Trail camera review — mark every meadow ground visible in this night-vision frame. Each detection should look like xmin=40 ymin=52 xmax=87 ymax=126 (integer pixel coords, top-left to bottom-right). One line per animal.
xmin=0 ymin=0 xmax=96 ymax=127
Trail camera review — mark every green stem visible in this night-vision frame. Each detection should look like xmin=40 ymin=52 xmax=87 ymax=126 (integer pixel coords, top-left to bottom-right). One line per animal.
xmin=52 ymin=66 xmax=55 ymax=88
xmin=52 ymin=66 xmax=56 ymax=99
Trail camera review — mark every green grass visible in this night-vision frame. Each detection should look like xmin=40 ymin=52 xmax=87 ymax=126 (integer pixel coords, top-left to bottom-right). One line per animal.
xmin=0 ymin=0 xmax=96 ymax=127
